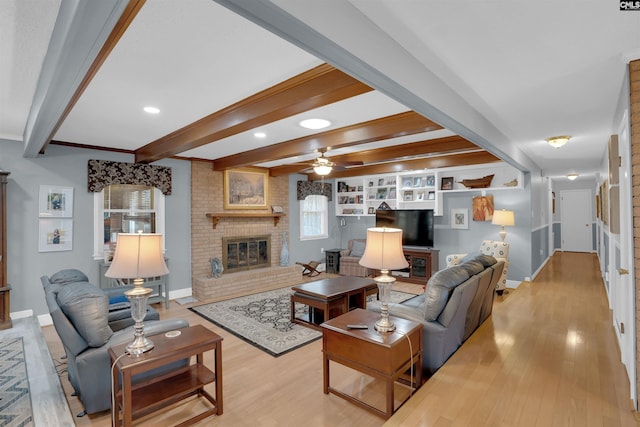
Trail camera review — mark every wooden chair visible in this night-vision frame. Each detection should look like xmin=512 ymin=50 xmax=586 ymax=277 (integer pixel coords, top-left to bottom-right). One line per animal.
xmin=296 ymin=261 xmax=321 ymax=277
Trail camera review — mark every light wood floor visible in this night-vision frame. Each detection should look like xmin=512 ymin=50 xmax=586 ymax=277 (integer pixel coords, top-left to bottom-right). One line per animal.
xmin=42 ymin=252 xmax=639 ymax=426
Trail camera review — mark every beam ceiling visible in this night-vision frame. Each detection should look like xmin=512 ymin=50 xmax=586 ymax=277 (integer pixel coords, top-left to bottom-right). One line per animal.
xmin=134 ymin=63 xmax=373 ymax=163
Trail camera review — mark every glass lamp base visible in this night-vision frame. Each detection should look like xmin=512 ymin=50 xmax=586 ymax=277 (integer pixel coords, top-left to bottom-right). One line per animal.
xmin=124 ymin=285 xmax=154 ymax=357
xmin=374 ymin=270 xmax=396 ymax=334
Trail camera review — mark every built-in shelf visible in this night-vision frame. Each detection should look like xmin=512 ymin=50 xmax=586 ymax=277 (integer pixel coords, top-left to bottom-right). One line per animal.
xmin=206 ymin=212 xmax=285 ymax=229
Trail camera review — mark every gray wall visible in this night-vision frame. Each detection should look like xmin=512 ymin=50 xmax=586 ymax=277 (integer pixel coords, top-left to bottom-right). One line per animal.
xmin=1 ymin=140 xmax=191 ymax=319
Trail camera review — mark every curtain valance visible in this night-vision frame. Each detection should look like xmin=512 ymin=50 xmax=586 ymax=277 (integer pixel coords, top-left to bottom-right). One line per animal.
xmin=297 ymin=181 xmax=332 ymax=201
xmin=87 ymin=160 xmax=172 ymax=195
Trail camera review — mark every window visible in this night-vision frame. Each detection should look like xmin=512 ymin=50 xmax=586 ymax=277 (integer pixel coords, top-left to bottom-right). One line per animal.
xmin=93 ymin=184 xmax=165 ymax=259
xmin=299 ymin=195 xmax=328 ymax=240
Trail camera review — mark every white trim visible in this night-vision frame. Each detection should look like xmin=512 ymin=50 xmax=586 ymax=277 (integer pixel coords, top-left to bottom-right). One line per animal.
xmin=10 ymin=310 xmax=34 ymax=320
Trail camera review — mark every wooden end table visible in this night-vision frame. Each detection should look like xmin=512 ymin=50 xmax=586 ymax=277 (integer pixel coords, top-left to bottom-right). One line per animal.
xmin=109 ymin=325 xmax=223 ymax=427
xmin=290 ymin=276 xmax=376 ymax=330
xmin=321 ymin=308 xmax=422 ymax=419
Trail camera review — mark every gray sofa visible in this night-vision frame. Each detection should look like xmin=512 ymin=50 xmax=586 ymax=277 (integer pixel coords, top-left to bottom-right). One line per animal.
xmin=42 ymin=269 xmax=189 ymax=415
xmin=368 ymin=254 xmax=504 ymax=375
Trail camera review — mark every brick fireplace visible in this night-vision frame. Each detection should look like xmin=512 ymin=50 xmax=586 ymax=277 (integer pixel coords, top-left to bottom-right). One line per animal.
xmin=190 ymin=161 xmax=301 ymax=302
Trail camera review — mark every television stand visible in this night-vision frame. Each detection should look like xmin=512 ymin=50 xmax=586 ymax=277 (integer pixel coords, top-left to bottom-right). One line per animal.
xmin=389 ymin=248 xmax=439 ymax=285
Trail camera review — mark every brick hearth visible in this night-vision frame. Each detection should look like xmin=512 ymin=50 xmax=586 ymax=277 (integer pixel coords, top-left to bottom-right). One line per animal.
xmin=193 ymin=265 xmax=302 ymax=302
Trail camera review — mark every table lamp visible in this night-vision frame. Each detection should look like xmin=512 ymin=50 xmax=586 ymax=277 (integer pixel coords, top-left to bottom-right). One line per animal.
xmin=491 ymin=209 xmax=515 ymax=242
xmin=105 ymin=232 xmax=168 ymax=356
xmin=359 ymin=227 xmax=408 ymax=333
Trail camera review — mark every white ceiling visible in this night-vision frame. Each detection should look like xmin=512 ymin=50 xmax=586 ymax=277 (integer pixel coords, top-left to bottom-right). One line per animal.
xmin=2 ymin=0 xmax=640 ymax=180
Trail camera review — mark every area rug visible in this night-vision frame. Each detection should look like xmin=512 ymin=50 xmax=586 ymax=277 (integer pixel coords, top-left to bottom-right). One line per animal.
xmin=0 ymin=338 xmax=34 ymax=427
xmin=190 ymin=287 xmax=416 ymax=357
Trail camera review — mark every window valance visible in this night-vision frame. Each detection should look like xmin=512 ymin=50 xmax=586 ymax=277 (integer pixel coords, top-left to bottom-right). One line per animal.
xmin=297 ymin=181 xmax=332 ymax=201
xmin=87 ymin=160 xmax=172 ymax=195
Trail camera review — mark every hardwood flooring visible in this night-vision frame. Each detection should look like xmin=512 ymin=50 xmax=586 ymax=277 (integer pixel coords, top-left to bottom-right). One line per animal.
xmin=41 ymin=252 xmax=639 ymax=426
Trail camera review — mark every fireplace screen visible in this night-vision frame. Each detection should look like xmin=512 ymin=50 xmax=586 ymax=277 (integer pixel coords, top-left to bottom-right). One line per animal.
xmin=222 ymin=235 xmax=271 ymax=272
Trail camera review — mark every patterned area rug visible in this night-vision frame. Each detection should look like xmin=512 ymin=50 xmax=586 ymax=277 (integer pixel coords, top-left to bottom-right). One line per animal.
xmin=0 ymin=338 xmax=34 ymax=427
xmin=190 ymin=287 xmax=416 ymax=357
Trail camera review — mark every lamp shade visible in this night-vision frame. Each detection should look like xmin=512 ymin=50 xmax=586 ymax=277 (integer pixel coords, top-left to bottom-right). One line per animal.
xmin=491 ymin=209 xmax=515 ymax=227
xmin=359 ymin=227 xmax=409 ymax=270
xmin=313 ymin=165 xmax=332 ymax=176
xmin=105 ymin=233 xmax=168 ymax=279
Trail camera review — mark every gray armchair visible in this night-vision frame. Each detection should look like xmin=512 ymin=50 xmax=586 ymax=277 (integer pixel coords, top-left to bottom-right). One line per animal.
xmin=41 ymin=269 xmax=189 ymax=415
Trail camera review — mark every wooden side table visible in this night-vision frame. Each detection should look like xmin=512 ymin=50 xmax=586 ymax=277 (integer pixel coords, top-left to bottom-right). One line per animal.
xmin=109 ymin=325 xmax=223 ymax=426
xmin=321 ymin=308 xmax=422 ymax=419
xmin=324 ymin=249 xmax=342 ymax=274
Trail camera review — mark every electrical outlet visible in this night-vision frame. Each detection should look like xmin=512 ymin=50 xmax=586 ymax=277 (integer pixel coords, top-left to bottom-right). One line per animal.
xmin=320 ymin=248 xmax=324 ymax=253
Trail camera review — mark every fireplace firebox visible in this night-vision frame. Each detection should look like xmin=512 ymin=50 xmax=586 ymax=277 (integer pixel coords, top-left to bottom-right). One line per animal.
xmin=222 ymin=235 xmax=271 ymax=272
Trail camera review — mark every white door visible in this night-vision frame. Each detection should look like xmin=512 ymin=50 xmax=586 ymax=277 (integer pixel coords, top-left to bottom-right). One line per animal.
xmin=614 ymin=112 xmax=636 ymax=408
xmin=560 ymin=189 xmax=592 ymax=252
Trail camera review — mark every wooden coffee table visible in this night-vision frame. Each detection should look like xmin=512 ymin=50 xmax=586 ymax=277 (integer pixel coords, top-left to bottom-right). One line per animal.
xmin=290 ymin=276 xmax=377 ymax=330
xmin=321 ymin=308 xmax=423 ymax=419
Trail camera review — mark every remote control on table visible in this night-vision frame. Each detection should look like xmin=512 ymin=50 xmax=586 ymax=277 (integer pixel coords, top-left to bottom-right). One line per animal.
xmin=347 ymin=324 xmax=368 ymax=329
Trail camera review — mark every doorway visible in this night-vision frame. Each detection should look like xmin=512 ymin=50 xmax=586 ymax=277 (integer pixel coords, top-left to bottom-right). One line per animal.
xmin=560 ymin=189 xmax=592 ymax=252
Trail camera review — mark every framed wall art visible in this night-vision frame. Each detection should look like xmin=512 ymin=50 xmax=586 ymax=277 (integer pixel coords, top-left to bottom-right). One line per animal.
xmin=451 ymin=208 xmax=469 ymax=230
xmin=224 ymin=168 xmax=269 ymax=210
xmin=39 ymin=218 xmax=73 ymax=252
xmin=39 ymin=185 xmax=73 ymax=217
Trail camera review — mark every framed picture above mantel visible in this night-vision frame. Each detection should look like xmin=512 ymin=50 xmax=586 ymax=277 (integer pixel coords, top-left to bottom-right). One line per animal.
xmin=224 ymin=168 xmax=269 ymax=210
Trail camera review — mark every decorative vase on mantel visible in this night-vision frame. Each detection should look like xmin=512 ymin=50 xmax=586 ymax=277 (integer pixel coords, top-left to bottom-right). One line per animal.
xmin=280 ymin=231 xmax=289 ymax=267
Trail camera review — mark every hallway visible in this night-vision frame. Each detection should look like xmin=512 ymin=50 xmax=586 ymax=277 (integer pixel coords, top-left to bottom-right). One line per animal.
xmin=385 ymin=252 xmax=639 ymax=426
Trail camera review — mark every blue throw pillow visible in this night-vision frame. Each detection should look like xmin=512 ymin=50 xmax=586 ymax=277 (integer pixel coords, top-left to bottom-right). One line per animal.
xmin=350 ymin=240 xmax=366 ymax=257
xmin=109 ymin=294 xmax=128 ymax=305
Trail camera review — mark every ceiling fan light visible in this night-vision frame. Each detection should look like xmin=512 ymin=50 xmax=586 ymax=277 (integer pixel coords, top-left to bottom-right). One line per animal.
xmin=313 ymin=165 xmax=332 ymax=176
xmin=567 ymin=173 xmax=579 ymax=180
xmin=546 ymin=135 xmax=571 ymax=148
xmin=299 ymin=118 xmax=331 ymax=130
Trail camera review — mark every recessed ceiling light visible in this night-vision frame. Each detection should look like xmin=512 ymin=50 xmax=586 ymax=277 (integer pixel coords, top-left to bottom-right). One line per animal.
xmin=143 ymin=106 xmax=160 ymax=114
xmin=299 ymin=118 xmax=331 ymax=130
xmin=254 ymin=132 xmax=266 ymax=138
xmin=567 ymin=173 xmax=579 ymax=180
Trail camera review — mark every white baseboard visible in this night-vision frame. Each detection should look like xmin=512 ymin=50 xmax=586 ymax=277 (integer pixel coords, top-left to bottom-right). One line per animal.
xmin=10 ymin=310 xmax=33 ymax=320
xmin=506 ymin=280 xmax=521 ymax=289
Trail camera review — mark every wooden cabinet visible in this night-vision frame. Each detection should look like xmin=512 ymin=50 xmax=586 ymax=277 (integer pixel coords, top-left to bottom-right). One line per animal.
xmin=0 ymin=171 xmax=11 ymax=330
xmin=390 ymin=248 xmax=439 ymax=285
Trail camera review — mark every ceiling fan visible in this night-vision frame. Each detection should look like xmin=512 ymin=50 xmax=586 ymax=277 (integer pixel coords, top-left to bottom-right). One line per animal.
xmin=304 ymin=150 xmax=363 ymax=176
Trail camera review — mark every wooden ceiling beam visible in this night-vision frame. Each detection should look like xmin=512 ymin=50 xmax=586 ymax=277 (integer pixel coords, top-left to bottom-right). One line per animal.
xmin=134 ymin=63 xmax=373 ymax=163
xmin=268 ymin=135 xmax=477 ymax=176
xmin=310 ymin=151 xmax=501 ymax=179
xmin=213 ymin=111 xmax=442 ymax=170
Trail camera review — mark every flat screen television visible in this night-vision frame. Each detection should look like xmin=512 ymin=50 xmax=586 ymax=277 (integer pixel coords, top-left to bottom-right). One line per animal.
xmin=375 ymin=209 xmax=434 ymax=248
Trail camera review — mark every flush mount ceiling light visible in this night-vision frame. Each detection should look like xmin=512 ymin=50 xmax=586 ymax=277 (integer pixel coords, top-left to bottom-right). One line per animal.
xmin=567 ymin=173 xmax=579 ymax=180
xmin=143 ymin=106 xmax=160 ymax=114
xmin=254 ymin=132 xmax=266 ymax=138
xmin=546 ymin=135 xmax=571 ymax=149
xmin=299 ymin=118 xmax=331 ymax=130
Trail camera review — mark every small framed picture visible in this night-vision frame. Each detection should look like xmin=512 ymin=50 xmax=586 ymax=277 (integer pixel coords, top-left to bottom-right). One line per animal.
xmin=416 ymin=191 xmax=425 ymax=201
xmin=39 ymin=218 xmax=73 ymax=252
xmin=413 ymin=177 xmax=422 ymax=187
xmin=388 ymin=188 xmax=396 ymax=199
xmin=271 ymin=205 xmax=284 ymax=213
xmin=441 ymin=177 xmax=454 ymax=190
xmin=427 ymin=191 xmax=436 ymax=200
xmin=39 ymin=185 xmax=74 ymax=218
xmin=402 ymin=178 xmax=412 ymax=188
xmin=426 ymin=175 xmax=435 ymax=186
xmin=378 ymin=178 xmax=385 ymax=186
xmin=368 ymin=207 xmax=375 ymax=214
xmin=451 ymin=208 xmax=469 ymax=230
xmin=404 ymin=190 xmax=413 ymax=201
xmin=368 ymin=180 xmax=374 ymax=187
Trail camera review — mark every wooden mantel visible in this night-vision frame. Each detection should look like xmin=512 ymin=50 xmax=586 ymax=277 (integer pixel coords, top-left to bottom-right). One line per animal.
xmin=206 ymin=212 xmax=285 ymax=229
